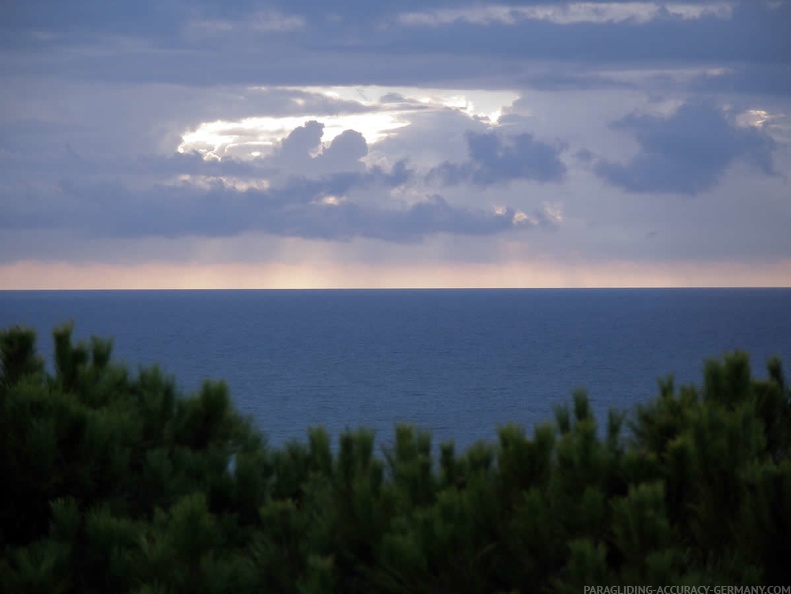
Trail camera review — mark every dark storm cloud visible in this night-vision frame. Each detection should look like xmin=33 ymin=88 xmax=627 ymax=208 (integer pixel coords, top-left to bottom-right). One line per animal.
xmin=0 ymin=175 xmax=534 ymax=244
xmin=2 ymin=114 xmax=511 ymax=244
xmin=592 ymin=102 xmax=777 ymax=195
xmin=274 ymin=194 xmax=523 ymax=242
xmin=3 ymin=2 xmax=788 ymax=88
xmin=429 ymin=129 xmax=566 ymax=186
xmin=384 ymin=2 xmax=790 ymax=63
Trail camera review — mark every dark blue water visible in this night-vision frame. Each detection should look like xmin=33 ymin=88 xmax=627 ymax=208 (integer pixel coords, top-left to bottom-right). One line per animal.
xmin=1 ymin=289 xmax=789 ymax=449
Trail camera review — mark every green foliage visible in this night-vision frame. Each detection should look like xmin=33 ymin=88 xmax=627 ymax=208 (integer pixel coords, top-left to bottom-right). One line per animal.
xmin=1 ymin=324 xmax=790 ymax=592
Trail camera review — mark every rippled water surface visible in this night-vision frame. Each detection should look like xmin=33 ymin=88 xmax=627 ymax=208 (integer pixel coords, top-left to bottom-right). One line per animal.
xmin=2 ymin=289 xmax=789 ymax=448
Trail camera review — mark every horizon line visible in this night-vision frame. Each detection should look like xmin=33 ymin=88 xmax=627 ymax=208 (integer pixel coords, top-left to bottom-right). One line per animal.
xmin=3 ymin=286 xmax=790 ymax=292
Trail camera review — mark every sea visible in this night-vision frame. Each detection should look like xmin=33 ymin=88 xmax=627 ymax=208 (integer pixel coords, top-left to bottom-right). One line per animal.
xmin=1 ymin=289 xmax=789 ymax=450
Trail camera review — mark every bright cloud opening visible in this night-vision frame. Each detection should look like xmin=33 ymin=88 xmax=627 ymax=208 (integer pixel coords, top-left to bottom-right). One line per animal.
xmin=178 ymin=113 xmax=408 ymax=159
xmin=177 ymin=86 xmax=519 ymax=160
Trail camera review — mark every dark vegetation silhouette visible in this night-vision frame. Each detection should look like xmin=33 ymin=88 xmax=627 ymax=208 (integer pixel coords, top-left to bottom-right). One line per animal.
xmin=1 ymin=323 xmax=790 ymax=592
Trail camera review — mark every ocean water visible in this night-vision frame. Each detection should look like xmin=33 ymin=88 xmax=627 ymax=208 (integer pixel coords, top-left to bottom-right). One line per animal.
xmin=1 ymin=289 xmax=790 ymax=449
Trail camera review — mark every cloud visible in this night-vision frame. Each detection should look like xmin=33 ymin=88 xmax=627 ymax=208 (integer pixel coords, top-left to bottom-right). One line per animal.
xmin=592 ymin=102 xmax=777 ymax=194
xmin=289 ymin=194 xmax=524 ymax=242
xmin=321 ymin=129 xmax=368 ymax=167
xmin=253 ymin=120 xmax=370 ymax=178
xmin=429 ymin=129 xmax=567 ymax=186
xmin=2 ymin=0 xmax=790 ymax=287
xmin=397 ymin=3 xmax=734 ymax=27
xmin=376 ymin=2 xmax=791 ymax=80
xmin=0 ymin=175 xmax=544 ymax=245
xmin=4 ymin=1 xmax=786 ymax=90
xmin=275 ymin=120 xmax=325 ymax=161
xmin=2 ymin=112 xmax=557 ymax=246
xmin=186 ymin=11 xmax=305 ymax=37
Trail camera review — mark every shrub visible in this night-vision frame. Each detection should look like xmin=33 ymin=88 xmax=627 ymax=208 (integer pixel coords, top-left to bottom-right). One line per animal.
xmin=1 ymin=324 xmax=788 ymax=592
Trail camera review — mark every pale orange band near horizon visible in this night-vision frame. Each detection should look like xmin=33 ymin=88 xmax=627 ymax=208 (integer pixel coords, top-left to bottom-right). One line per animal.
xmin=2 ymin=259 xmax=791 ymax=290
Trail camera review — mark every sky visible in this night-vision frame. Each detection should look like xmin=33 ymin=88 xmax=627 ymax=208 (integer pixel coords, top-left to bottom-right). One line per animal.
xmin=1 ymin=0 xmax=790 ymax=288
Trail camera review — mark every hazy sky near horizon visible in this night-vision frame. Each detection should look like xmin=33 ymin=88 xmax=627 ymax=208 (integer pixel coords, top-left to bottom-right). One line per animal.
xmin=1 ymin=0 xmax=790 ymax=288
